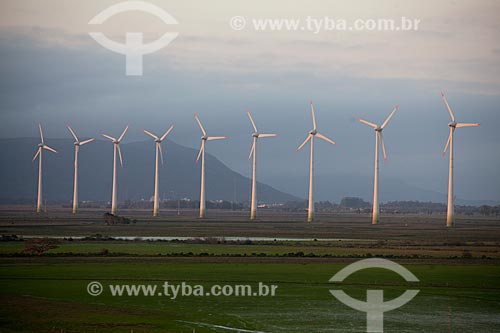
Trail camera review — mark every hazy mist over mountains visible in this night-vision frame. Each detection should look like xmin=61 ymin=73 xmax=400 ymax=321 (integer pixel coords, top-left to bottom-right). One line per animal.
xmin=0 ymin=137 xmax=300 ymax=204
xmin=0 ymin=137 xmax=496 ymax=206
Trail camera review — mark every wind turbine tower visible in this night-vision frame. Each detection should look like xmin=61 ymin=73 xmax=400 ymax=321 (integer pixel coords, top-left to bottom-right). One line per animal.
xmin=143 ymin=124 xmax=174 ymax=217
xmin=32 ymin=124 xmax=58 ymax=213
xmin=194 ymin=114 xmax=227 ymax=218
xmin=67 ymin=126 xmax=95 ymax=214
xmin=356 ymin=105 xmax=398 ymax=225
xmin=101 ymin=126 xmax=129 ymax=215
xmin=246 ymin=110 xmax=278 ymax=220
xmin=296 ymin=101 xmax=336 ymax=222
xmin=440 ymin=92 xmax=480 ymax=227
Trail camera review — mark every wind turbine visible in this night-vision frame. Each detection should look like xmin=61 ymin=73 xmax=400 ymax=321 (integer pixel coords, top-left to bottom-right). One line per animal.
xmin=67 ymin=126 xmax=95 ymax=214
xmin=356 ymin=105 xmax=398 ymax=225
xmin=143 ymin=124 xmax=174 ymax=217
xmin=296 ymin=101 xmax=336 ymax=222
xmin=246 ymin=110 xmax=278 ymax=220
xmin=32 ymin=123 xmax=58 ymax=213
xmin=101 ymin=125 xmax=129 ymax=215
xmin=194 ymin=114 xmax=227 ymax=218
xmin=441 ymin=92 xmax=480 ymax=227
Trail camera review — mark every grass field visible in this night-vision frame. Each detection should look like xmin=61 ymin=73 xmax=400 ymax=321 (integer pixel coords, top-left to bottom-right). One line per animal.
xmin=1 ymin=258 xmax=500 ymax=332
xmin=1 ymin=208 xmax=499 ymax=332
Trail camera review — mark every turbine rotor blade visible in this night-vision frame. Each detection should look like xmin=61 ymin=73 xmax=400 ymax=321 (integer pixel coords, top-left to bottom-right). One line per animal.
xmin=194 ymin=114 xmax=207 ymax=136
xmin=158 ymin=143 xmax=164 ymax=165
xmin=441 ymin=92 xmax=455 ymax=122
xmin=381 ymin=105 xmax=399 ymax=129
xmin=207 ymin=136 xmax=227 ymax=141
xmin=356 ymin=118 xmax=378 ymax=128
xmin=160 ymin=124 xmax=174 ymax=141
xmin=316 ymin=132 xmax=336 ymax=145
xmin=80 ymin=138 xmax=95 ymax=145
xmin=43 ymin=145 xmax=58 ymax=153
xmin=196 ymin=143 xmax=204 ymax=163
xmin=248 ymin=141 xmax=255 ymax=160
xmin=118 ymin=125 xmax=129 ymax=142
xmin=310 ymin=101 xmax=317 ymax=130
xmin=117 ymin=144 xmax=123 ymax=167
xmin=456 ymin=123 xmax=480 ymax=128
xmin=296 ymin=134 xmax=311 ymax=152
xmin=143 ymin=129 xmax=158 ymax=140
xmin=442 ymin=128 xmax=452 ymax=156
xmin=379 ymin=132 xmax=387 ymax=160
xmin=101 ymin=134 xmax=116 ymax=141
xmin=32 ymin=148 xmax=41 ymax=162
xmin=247 ymin=110 xmax=258 ymax=133
xmin=67 ymin=126 xmax=79 ymax=142
xmin=258 ymin=133 xmax=278 ymax=138
xmin=39 ymin=123 xmax=44 ymax=144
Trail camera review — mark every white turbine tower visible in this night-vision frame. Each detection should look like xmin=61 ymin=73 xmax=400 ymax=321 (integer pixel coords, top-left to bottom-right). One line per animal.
xmin=296 ymin=101 xmax=336 ymax=222
xmin=441 ymin=92 xmax=480 ymax=227
xmin=246 ymin=110 xmax=278 ymax=220
xmin=143 ymin=124 xmax=174 ymax=217
xmin=194 ymin=114 xmax=227 ymax=218
xmin=356 ymin=105 xmax=398 ymax=225
xmin=101 ymin=126 xmax=129 ymax=215
xmin=67 ymin=126 xmax=95 ymax=214
xmin=32 ymin=123 xmax=58 ymax=213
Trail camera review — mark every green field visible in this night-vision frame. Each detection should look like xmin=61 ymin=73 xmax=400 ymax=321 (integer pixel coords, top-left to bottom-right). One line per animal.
xmin=1 ymin=210 xmax=500 ymax=332
xmin=1 ymin=258 xmax=500 ymax=332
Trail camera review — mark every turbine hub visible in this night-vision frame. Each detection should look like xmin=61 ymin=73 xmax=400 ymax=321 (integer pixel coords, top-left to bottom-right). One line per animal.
xmin=38 ymin=143 xmax=43 ymax=148
xmin=375 ymin=127 xmax=382 ymax=132
xmin=448 ymin=122 xmax=457 ymax=128
xmin=309 ymin=129 xmax=317 ymax=135
xmin=155 ymin=139 xmax=161 ymax=143
xmin=74 ymin=142 xmax=80 ymax=146
xmin=252 ymin=132 xmax=259 ymax=138
xmin=201 ymin=135 xmax=208 ymax=141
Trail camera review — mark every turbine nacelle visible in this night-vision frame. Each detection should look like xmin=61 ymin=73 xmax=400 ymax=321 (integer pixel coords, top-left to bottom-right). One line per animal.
xmin=143 ymin=125 xmax=174 ymax=169
xmin=441 ymin=93 xmax=480 ymax=157
xmin=33 ymin=124 xmax=58 ymax=162
xmin=297 ymin=101 xmax=337 ymax=152
xmin=194 ymin=114 xmax=227 ymax=163
xmin=246 ymin=110 xmax=278 ymax=163
xmin=356 ymin=105 xmax=398 ymax=162
xmin=68 ymin=126 xmax=95 ymax=147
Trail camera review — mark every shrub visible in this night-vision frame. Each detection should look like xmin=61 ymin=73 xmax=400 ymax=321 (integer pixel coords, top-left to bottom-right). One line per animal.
xmin=24 ymin=238 xmax=60 ymax=256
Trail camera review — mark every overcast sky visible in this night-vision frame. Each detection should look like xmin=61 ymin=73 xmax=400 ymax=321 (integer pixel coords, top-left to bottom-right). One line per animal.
xmin=0 ymin=0 xmax=499 ymax=202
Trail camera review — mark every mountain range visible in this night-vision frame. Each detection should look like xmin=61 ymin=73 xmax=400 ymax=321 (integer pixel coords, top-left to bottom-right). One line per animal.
xmin=0 ymin=138 xmax=300 ymax=204
xmin=0 ymin=138 xmax=496 ymax=206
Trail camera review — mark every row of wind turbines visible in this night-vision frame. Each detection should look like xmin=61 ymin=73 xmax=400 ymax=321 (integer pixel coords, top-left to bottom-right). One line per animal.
xmin=33 ymin=93 xmax=479 ymax=226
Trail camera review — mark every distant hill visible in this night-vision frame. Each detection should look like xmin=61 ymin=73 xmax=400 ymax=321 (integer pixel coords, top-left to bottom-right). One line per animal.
xmin=0 ymin=138 xmax=301 ymax=204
